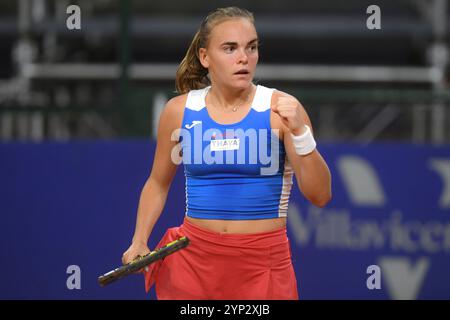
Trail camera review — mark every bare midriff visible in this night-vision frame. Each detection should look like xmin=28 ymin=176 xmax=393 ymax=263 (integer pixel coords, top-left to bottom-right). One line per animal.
xmin=186 ymin=216 xmax=287 ymax=234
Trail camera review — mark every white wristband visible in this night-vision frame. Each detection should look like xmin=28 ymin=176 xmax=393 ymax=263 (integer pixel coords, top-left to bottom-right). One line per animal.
xmin=290 ymin=125 xmax=316 ymax=156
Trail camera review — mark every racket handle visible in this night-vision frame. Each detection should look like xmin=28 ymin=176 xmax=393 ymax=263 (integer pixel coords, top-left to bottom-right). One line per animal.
xmin=98 ymin=236 xmax=190 ymax=287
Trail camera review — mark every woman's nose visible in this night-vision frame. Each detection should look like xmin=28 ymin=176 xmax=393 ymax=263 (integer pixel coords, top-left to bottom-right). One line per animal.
xmin=237 ymin=48 xmax=248 ymax=64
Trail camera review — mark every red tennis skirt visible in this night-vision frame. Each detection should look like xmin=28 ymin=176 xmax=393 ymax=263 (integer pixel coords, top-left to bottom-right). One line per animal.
xmin=143 ymin=217 xmax=299 ymax=300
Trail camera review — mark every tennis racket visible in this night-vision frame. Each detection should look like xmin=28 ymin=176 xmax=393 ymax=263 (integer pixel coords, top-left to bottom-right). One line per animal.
xmin=98 ymin=236 xmax=190 ymax=287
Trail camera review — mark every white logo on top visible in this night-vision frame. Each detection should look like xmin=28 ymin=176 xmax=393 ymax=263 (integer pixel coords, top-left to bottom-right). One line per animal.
xmin=185 ymin=121 xmax=202 ymax=129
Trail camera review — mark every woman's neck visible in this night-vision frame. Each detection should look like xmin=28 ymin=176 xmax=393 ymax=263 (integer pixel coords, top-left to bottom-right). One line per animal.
xmin=207 ymin=83 xmax=256 ymax=111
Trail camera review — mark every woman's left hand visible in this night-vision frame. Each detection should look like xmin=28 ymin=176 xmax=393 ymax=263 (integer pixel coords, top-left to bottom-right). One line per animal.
xmin=271 ymin=93 xmax=307 ymax=136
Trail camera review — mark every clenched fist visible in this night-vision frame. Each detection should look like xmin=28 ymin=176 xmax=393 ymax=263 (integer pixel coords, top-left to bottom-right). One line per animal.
xmin=271 ymin=92 xmax=307 ymax=136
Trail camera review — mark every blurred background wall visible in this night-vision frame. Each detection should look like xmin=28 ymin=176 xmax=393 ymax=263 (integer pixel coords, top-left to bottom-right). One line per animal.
xmin=0 ymin=0 xmax=449 ymax=299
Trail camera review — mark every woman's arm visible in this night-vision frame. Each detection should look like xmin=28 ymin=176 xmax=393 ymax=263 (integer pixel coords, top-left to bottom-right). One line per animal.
xmin=271 ymin=91 xmax=332 ymax=208
xmin=122 ymin=94 xmax=186 ymax=264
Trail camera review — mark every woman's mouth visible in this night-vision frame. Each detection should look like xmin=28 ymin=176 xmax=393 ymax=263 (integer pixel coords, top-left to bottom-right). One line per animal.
xmin=234 ymin=69 xmax=250 ymax=76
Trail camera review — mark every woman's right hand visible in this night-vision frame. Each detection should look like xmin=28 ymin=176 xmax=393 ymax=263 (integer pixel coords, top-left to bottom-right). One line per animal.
xmin=122 ymin=242 xmax=152 ymax=271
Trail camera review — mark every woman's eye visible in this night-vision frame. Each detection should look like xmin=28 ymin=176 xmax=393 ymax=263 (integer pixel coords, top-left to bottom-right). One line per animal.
xmin=246 ymin=45 xmax=258 ymax=52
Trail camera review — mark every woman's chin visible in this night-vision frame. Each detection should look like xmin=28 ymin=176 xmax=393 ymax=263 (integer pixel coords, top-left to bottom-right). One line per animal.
xmin=229 ymin=79 xmax=253 ymax=89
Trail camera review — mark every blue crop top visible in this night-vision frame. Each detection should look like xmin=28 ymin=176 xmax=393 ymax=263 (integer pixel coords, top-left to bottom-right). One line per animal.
xmin=178 ymin=84 xmax=294 ymax=220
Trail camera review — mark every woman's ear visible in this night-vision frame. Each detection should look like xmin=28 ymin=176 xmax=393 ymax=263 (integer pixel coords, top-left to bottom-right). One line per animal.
xmin=198 ymin=48 xmax=209 ymax=69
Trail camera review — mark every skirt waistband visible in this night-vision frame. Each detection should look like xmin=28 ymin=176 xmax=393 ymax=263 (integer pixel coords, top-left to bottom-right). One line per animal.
xmin=180 ymin=217 xmax=288 ymax=248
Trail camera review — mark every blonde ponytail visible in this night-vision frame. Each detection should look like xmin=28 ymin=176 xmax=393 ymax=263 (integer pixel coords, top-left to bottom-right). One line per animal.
xmin=175 ymin=30 xmax=209 ymax=94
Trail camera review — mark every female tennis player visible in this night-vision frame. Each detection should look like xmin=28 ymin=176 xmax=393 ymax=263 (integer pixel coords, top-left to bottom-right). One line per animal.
xmin=122 ymin=6 xmax=331 ymax=299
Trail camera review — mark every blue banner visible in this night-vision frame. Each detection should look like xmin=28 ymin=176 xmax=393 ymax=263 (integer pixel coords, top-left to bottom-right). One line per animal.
xmin=0 ymin=141 xmax=449 ymax=299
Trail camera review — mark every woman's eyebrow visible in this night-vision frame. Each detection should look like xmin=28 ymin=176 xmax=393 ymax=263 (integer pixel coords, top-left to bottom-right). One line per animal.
xmin=220 ymin=38 xmax=259 ymax=46
xmin=221 ymin=42 xmax=237 ymax=46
